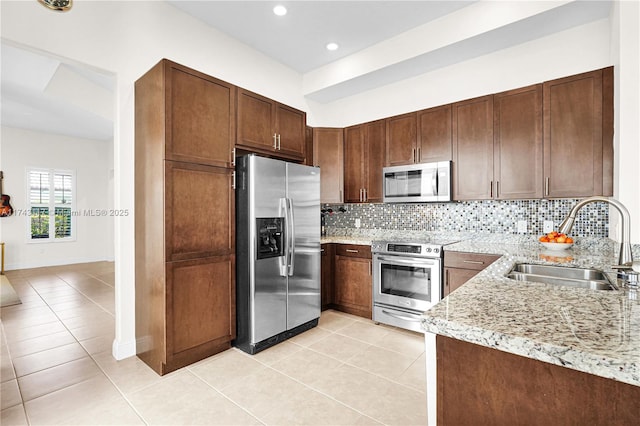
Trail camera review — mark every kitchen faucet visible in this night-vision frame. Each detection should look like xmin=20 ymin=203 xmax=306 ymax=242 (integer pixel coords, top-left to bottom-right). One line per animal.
xmin=558 ymin=196 xmax=634 ymax=267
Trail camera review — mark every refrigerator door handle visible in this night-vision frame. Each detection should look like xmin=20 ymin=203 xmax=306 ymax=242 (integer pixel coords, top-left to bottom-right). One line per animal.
xmin=286 ymin=197 xmax=296 ymax=276
xmin=278 ymin=197 xmax=288 ymax=277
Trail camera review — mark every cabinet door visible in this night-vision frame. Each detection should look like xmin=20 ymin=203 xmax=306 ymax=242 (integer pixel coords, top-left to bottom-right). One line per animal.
xmin=165 ymin=62 xmax=236 ymax=168
xmin=321 ymin=244 xmax=334 ymax=310
xmin=276 ymin=103 xmax=306 ymax=159
xmin=334 ymin=255 xmax=372 ymax=319
xmin=444 ymin=267 xmax=480 ymax=297
xmin=386 ymin=112 xmax=417 ymax=166
xmin=165 ymin=161 xmax=234 ymax=262
xmin=417 ymin=104 xmax=452 ymax=163
xmin=364 ymin=120 xmax=385 ymax=202
xmin=166 ymin=255 xmax=235 ymax=368
xmin=313 ymin=128 xmax=344 ymax=203
xmin=543 ymin=69 xmax=607 ymax=197
xmin=494 ymin=85 xmax=543 ymax=199
xmin=344 ymin=125 xmax=365 ymax=203
xmin=452 ymin=95 xmax=494 ymax=200
xmin=237 ymin=88 xmax=276 ymax=151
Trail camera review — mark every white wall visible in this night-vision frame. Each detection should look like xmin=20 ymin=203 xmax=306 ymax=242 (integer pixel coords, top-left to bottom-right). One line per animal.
xmin=0 ymin=126 xmax=112 ymax=270
xmin=306 ymin=18 xmax=612 ymax=127
xmin=1 ymin=1 xmax=637 ymax=361
xmin=0 ymin=0 xmax=310 ymax=361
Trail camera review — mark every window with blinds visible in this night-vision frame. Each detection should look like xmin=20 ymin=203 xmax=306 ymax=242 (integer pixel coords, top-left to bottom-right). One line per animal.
xmin=28 ymin=169 xmax=75 ymax=241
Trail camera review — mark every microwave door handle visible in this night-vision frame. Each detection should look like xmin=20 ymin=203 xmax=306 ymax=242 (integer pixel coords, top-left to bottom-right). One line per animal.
xmin=432 ymin=168 xmax=438 ymax=196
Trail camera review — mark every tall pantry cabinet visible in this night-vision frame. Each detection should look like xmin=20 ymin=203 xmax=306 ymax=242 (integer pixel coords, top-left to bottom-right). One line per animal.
xmin=135 ymin=59 xmax=236 ymax=375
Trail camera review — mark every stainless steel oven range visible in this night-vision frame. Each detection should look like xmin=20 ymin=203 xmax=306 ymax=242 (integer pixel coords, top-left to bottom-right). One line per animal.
xmin=371 ymin=240 xmax=451 ymax=333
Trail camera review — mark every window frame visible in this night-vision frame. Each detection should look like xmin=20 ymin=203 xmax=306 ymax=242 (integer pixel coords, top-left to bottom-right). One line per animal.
xmin=26 ymin=168 xmax=77 ymax=243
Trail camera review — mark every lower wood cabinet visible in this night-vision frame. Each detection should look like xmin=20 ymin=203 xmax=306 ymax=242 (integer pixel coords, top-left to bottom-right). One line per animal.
xmin=437 ymin=335 xmax=640 ymax=425
xmin=443 ymin=251 xmax=500 ymax=296
xmin=321 ymin=244 xmax=334 ymax=311
xmin=163 ymin=256 xmax=235 ymax=372
xmin=333 ymin=244 xmax=372 ymax=319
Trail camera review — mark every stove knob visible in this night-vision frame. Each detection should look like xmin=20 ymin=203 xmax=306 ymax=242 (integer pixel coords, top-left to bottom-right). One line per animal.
xmin=426 ymin=248 xmax=432 ymax=252
xmin=434 ymin=248 xmax=440 ymax=253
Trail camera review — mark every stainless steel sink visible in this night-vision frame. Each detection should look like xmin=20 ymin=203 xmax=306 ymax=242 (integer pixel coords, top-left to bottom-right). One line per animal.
xmin=507 ymin=263 xmax=615 ymax=291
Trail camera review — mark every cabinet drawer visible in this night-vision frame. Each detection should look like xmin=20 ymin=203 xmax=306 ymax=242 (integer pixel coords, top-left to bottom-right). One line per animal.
xmin=335 ymin=244 xmax=371 ymax=259
xmin=444 ymin=251 xmax=500 ymax=270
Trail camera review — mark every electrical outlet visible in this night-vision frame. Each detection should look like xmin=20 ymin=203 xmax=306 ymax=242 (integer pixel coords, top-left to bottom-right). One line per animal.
xmin=543 ymin=220 xmax=554 ymax=233
xmin=517 ymin=220 xmax=527 ymax=234
xmin=355 ymin=218 xmax=361 ymax=228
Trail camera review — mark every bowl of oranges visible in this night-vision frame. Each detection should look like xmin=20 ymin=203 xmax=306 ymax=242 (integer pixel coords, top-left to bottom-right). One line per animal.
xmin=538 ymin=231 xmax=574 ymax=251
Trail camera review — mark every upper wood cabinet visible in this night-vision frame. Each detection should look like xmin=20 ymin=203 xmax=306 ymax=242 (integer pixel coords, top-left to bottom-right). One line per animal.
xmin=313 ymin=128 xmax=344 ymax=203
xmin=543 ymin=67 xmax=613 ymax=197
xmin=417 ymin=104 xmax=453 ymax=163
xmin=159 ymin=61 xmax=236 ymax=168
xmin=344 ymin=120 xmax=385 ymax=203
xmin=452 ymin=95 xmax=494 ymax=200
xmin=237 ymin=88 xmax=306 ymax=161
xmin=493 ymin=84 xmax=543 ymax=199
xmin=385 ymin=112 xmax=417 ymax=166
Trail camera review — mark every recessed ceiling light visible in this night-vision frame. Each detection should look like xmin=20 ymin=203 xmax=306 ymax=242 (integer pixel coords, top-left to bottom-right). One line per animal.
xmin=326 ymin=42 xmax=339 ymax=51
xmin=273 ymin=5 xmax=287 ymax=16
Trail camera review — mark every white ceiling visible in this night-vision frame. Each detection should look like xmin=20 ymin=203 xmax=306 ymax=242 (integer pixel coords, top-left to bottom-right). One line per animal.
xmin=1 ymin=1 xmax=612 ymax=141
xmin=1 ymin=42 xmax=115 ymax=141
xmin=167 ymin=0 xmax=476 ymax=73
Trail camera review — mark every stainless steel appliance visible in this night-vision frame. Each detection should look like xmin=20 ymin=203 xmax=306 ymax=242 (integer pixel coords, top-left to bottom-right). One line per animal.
xmin=383 ymin=161 xmax=452 ymax=203
xmin=372 ymin=240 xmax=450 ymax=333
xmin=235 ymin=154 xmax=321 ymax=354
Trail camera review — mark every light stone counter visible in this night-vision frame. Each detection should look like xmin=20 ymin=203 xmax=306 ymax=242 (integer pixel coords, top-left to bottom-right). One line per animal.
xmin=422 ymin=239 xmax=640 ymax=387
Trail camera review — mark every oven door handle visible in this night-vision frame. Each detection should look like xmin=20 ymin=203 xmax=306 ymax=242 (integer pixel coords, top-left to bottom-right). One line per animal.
xmin=375 ymin=255 xmax=438 ymax=267
xmin=381 ymin=309 xmax=422 ymax=322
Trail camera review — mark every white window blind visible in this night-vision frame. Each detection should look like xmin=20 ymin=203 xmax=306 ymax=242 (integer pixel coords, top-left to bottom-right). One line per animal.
xmin=28 ymin=169 xmax=75 ymax=241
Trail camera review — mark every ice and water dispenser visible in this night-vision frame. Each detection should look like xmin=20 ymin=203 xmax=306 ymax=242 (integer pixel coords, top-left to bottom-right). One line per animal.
xmin=256 ymin=218 xmax=284 ymax=259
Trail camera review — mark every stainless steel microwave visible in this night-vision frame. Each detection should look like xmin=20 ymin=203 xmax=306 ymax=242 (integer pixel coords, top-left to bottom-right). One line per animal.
xmin=382 ymin=161 xmax=452 ymax=203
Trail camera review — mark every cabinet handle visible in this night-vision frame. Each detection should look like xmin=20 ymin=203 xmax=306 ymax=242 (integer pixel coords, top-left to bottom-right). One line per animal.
xmin=445 ymin=269 xmax=450 ymax=288
xmin=273 ymin=133 xmax=278 ymax=149
xmin=369 ymin=261 xmax=372 ymax=276
xmin=463 ymin=260 xmax=484 ymax=265
xmin=340 ymin=190 xmax=343 ymax=203
xmin=490 ymin=181 xmax=493 ymax=198
xmin=363 ymin=188 xmax=367 ymax=202
xmin=231 ymin=148 xmax=236 ymax=167
xmin=496 ymin=181 xmax=499 ymax=199
xmin=545 ymin=177 xmax=550 ymax=196
xmin=277 ymin=134 xmax=281 ymax=150
xmin=320 ymin=248 xmax=325 ymax=253
xmin=412 ymin=148 xmax=416 ymax=163
xmin=417 ymin=147 xmax=421 ymax=162
xmin=232 ymin=171 xmax=236 ymax=189
xmin=345 ymin=249 xmax=359 ymax=253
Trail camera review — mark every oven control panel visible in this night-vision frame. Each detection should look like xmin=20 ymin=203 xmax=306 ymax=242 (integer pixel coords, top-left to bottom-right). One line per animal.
xmin=371 ymin=241 xmax=444 ymax=258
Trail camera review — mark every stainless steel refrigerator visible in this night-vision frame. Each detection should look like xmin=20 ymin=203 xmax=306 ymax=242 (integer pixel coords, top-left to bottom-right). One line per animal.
xmin=235 ymin=154 xmax=321 ymax=354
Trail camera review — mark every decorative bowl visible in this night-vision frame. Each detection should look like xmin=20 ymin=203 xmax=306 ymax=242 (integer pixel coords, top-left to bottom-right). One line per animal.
xmin=540 ymin=242 xmax=573 ymax=251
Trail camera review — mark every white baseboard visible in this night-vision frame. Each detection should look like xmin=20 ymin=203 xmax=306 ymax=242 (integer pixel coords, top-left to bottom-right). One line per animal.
xmin=112 ymin=338 xmax=136 ymax=360
xmin=5 ymin=256 xmax=112 ymax=271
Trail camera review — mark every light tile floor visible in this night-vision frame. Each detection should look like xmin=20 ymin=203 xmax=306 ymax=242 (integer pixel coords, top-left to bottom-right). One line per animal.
xmin=1 ymin=262 xmax=427 ymax=425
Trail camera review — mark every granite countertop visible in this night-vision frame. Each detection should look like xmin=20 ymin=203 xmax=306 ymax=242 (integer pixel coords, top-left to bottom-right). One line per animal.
xmin=423 ymin=238 xmax=640 ymax=387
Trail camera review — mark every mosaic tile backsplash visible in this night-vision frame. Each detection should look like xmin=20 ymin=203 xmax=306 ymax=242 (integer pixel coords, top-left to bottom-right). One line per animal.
xmin=322 ymin=199 xmax=609 ymax=238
